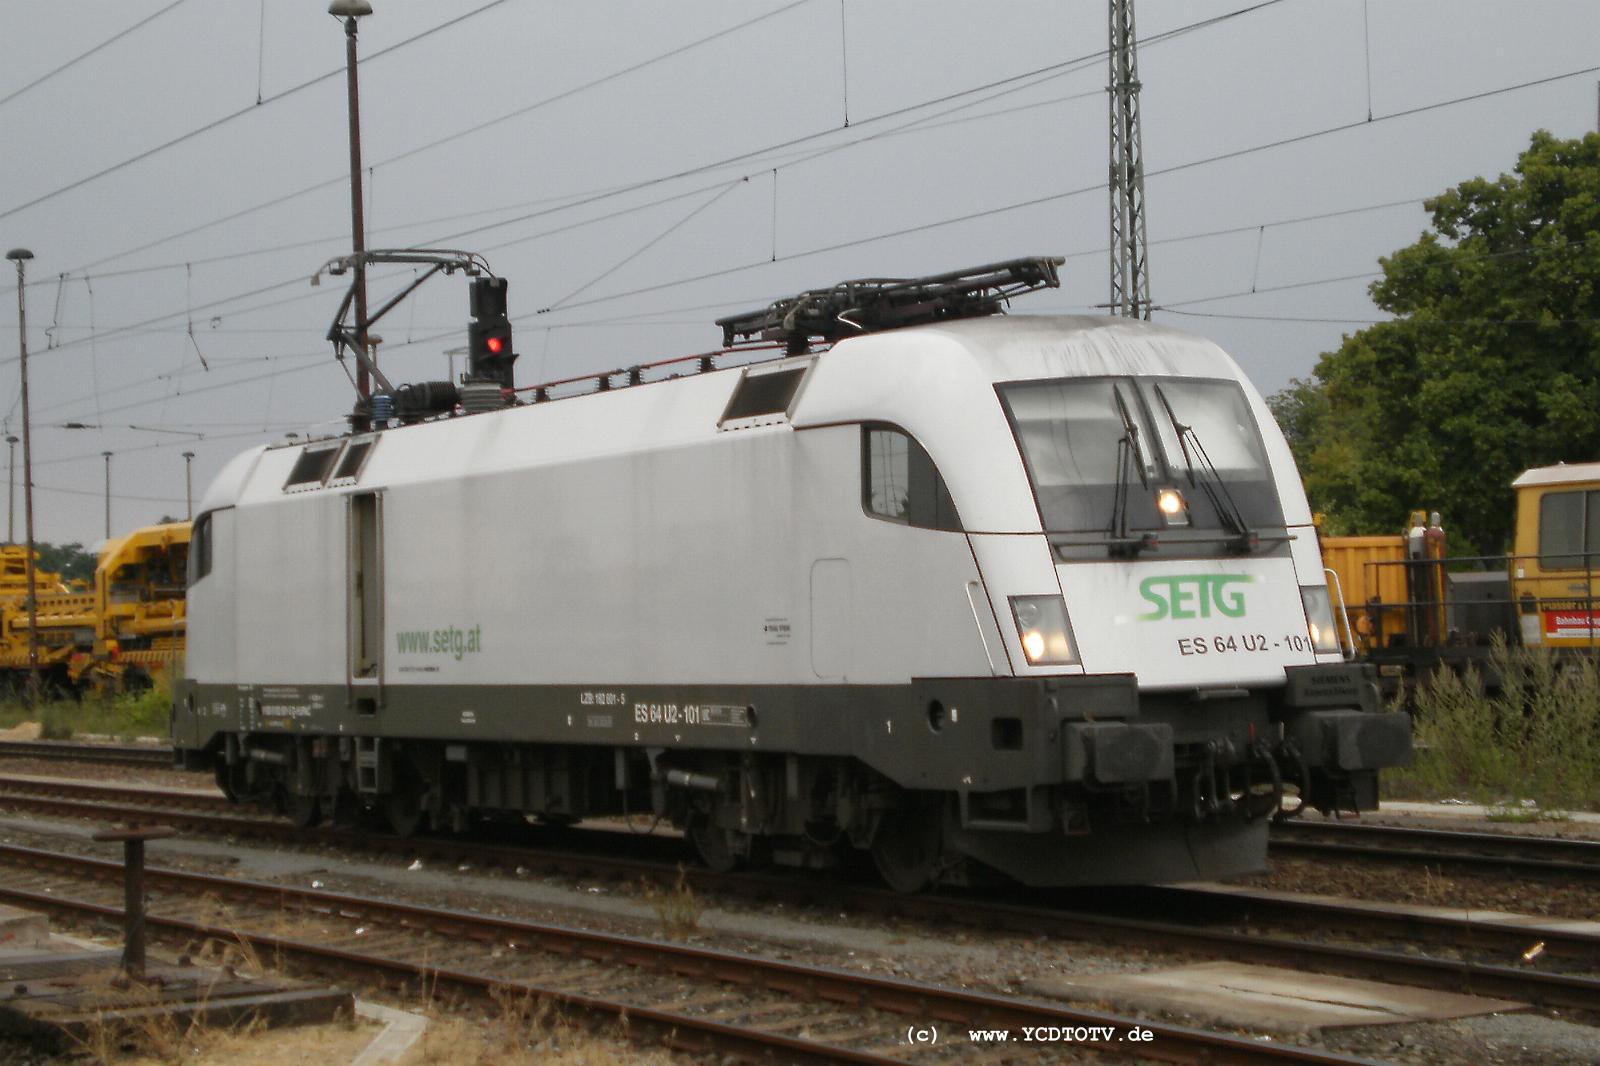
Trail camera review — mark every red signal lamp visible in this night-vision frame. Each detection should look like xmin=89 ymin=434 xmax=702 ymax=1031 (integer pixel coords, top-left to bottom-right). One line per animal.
xmin=486 ymin=336 xmax=505 ymax=355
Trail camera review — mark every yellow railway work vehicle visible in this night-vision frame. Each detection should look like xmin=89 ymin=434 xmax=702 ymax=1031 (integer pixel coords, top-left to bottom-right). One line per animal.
xmin=1320 ymin=512 xmax=1448 ymax=658
xmin=0 ymin=522 xmax=190 ymax=697
xmin=1318 ymin=462 xmax=1600 ymax=696
xmin=0 ymin=545 xmax=93 ymax=696
xmin=1510 ymin=461 xmax=1600 ymax=651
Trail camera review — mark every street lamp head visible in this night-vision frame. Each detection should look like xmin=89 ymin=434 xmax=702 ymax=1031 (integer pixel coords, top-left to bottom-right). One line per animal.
xmin=182 ymin=450 xmax=195 ymax=460
xmin=4 ymin=437 xmax=15 ymax=445
xmin=4 ymin=249 xmax=32 ymax=263
xmin=328 ymin=0 xmax=372 ymax=17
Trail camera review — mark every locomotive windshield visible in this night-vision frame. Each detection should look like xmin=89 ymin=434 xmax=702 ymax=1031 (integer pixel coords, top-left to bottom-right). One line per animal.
xmin=998 ymin=375 xmax=1285 ymax=559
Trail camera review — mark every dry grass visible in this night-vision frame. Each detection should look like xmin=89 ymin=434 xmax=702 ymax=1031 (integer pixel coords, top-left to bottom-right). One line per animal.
xmin=86 ymin=1015 xmax=373 ymax=1066
xmin=57 ymin=969 xmax=331 ymax=1066
xmin=41 ymin=895 xmax=677 ymax=1066
xmin=1417 ymin=865 xmax=1458 ymax=908
xmin=402 ymin=989 xmax=672 ymax=1066
xmin=639 ymin=867 xmax=703 ymax=940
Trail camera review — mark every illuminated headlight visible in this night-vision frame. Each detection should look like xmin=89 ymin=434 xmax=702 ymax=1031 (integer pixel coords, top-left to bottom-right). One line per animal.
xmin=1300 ymin=585 xmax=1342 ymax=655
xmin=1155 ymin=487 xmax=1190 ymax=527
xmin=1009 ymin=595 xmax=1079 ymax=665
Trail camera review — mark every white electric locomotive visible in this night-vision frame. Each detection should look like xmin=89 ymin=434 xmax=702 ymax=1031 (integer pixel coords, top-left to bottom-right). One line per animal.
xmin=172 ymin=258 xmax=1410 ymax=889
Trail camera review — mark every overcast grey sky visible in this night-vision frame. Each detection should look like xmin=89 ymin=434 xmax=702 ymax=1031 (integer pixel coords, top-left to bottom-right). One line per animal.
xmin=1 ymin=0 xmax=1597 ymax=543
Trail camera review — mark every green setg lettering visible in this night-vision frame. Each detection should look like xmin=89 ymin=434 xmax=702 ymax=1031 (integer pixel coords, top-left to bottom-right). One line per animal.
xmin=1139 ymin=574 xmax=1253 ymax=621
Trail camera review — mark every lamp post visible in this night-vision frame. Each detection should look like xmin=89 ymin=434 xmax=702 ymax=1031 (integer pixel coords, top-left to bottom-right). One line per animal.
xmin=6 ymin=249 xmax=40 ymax=708
xmin=331 ymin=0 xmax=375 ymax=417
xmin=182 ymin=451 xmax=195 ymax=520
xmin=5 ymin=435 xmax=15 ymax=544
xmin=102 ymin=451 xmax=113 ymax=539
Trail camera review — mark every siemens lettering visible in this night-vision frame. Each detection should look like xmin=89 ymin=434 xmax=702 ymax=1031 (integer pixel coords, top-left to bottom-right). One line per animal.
xmin=1140 ymin=575 xmax=1252 ymax=621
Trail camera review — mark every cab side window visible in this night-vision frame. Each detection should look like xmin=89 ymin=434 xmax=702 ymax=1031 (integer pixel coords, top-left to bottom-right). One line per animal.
xmin=188 ymin=512 xmax=213 ymax=587
xmin=1538 ymin=490 xmax=1600 ymax=569
xmin=862 ymin=425 xmax=961 ymax=531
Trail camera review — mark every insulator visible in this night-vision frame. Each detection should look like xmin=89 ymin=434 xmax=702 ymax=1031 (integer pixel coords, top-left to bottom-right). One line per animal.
xmin=369 ymin=392 xmax=394 ymax=428
xmin=458 ymin=381 xmax=505 ymax=415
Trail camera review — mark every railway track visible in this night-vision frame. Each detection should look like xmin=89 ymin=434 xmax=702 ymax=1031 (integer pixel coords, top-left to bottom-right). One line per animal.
xmin=1271 ymin=819 xmax=1600 ymax=882
xmin=1 ymin=734 xmax=1588 ymax=882
xmin=0 ymin=738 xmax=174 ymax=768
xmin=0 ymin=841 xmax=1377 ymax=1065
xmin=2 ymin=773 xmax=1597 ymax=1014
xmin=11 ymin=735 xmax=1580 ymax=880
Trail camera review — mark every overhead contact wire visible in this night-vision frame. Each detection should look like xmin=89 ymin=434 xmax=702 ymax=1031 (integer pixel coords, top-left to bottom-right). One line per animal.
xmin=538 ymin=180 xmax=747 ymax=312
xmin=528 ymin=62 xmax=1600 ymax=319
xmin=0 ymin=0 xmax=191 ymax=110
xmin=57 ymin=0 xmax=1280 ymax=278
xmin=0 ymin=0 xmax=516 ymax=222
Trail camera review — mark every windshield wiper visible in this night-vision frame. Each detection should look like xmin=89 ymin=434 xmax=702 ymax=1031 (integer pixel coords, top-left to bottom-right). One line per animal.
xmin=1151 ymin=384 xmax=1257 ymax=553
xmin=1107 ymin=385 xmax=1157 ymax=556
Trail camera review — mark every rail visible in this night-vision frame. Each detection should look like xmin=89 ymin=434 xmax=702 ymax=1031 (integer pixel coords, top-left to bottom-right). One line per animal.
xmin=0 ymin=838 xmax=1379 ymax=1065
xmin=1 ymin=775 xmax=1596 ymax=1013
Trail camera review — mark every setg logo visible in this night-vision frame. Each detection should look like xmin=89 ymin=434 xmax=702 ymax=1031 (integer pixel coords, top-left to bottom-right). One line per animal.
xmin=1139 ymin=574 xmax=1252 ymax=620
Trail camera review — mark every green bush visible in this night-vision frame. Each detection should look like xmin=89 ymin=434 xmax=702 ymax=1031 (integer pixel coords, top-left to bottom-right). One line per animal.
xmin=0 ymin=671 xmax=171 ymax=741
xmin=1387 ymin=637 xmax=1600 ymax=811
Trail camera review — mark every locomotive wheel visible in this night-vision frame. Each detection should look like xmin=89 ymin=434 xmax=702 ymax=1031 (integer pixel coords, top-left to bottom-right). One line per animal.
xmin=870 ymin=805 xmax=944 ymax=893
xmin=286 ymin=792 xmax=321 ymax=830
xmin=688 ymin=816 xmax=741 ymax=873
xmin=385 ymin=785 xmax=425 ymax=838
xmin=214 ymin=762 xmax=239 ymax=803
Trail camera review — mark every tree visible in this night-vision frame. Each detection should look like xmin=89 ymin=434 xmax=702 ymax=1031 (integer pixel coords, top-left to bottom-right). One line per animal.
xmin=1273 ymin=131 xmax=1600 ymax=554
xmin=34 ymin=542 xmax=96 ymax=584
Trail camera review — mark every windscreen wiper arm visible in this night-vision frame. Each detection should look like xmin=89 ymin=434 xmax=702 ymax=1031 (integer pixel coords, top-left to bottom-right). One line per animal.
xmin=1152 ymin=384 xmax=1256 ymax=552
xmin=1107 ymin=385 xmax=1156 ymax=555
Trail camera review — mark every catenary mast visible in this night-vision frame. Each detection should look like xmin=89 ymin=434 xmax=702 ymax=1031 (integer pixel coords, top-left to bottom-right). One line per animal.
xmin=1108 ymin=0 xmax=1152 ymax=319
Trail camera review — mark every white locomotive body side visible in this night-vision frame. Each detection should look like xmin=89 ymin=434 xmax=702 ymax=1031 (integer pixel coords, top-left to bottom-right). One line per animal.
xmin=175 ymin=314 xmax=1410 ymax=888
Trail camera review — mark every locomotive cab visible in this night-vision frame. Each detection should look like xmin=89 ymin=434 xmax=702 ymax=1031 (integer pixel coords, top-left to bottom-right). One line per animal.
xmin=1511 ymin=462 xmax=1600 ymax=648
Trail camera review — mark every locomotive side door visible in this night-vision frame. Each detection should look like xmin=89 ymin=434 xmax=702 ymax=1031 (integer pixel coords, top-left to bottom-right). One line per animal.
xmin=347 ymin=491 xmax=384 ymax=711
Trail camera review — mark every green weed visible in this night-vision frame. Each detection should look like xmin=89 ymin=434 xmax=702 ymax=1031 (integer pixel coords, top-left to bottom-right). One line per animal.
xmin=1386 ymin=636 xmax=1600 ymax=811
xmin=0 ymin=670 xmax=171 ymax=741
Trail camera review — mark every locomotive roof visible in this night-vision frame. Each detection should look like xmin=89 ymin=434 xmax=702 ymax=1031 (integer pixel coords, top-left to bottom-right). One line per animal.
xmin=1512 ymin=461 xmax=1600 ymax=488
xmin=882 ymin=313 xmax=1241 ymax=379
xmin=197 ymin=314 xmax=1266 ymax=532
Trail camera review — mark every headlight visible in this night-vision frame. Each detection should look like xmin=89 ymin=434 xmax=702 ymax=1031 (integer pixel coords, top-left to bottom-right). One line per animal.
xmin=1009 ymin=595 xmax=1079 ymax=665
xmin=1300 ymin=585 xmax=1342 ymax=655
xmin=1155 ymin=487 xmax=1189 ymax=527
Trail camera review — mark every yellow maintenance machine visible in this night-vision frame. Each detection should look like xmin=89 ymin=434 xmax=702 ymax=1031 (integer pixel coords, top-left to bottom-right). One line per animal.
xmin=1320 ymin=512 xmax=1450 ymax=659
xmin=1508 ymin=461 xmax=1600 ymax=651
xmin=1319 ymin=461 xmax=1600 ymax=694
xmin=0 ymin=547 xmax=93 ymax=696
xmin=92 ymin=521 xmax=190 ymax=690
xmin=0 ymin=521 xmax=189 ymax=696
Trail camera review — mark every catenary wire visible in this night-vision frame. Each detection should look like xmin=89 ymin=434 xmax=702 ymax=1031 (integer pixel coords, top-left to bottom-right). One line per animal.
xmin=523 ymin=62 xmax=1600 ymax=320
xmin=51 ymin=0 xmax=1287 ymax=279
xmin=15 ymin=59 xmax=1107 ymax=359
xmin=0 ymin=0 xmax=517 ymax=222
xmin=0 ymin=0 xmax=192 ymax=111
xmin=13 ymin=9 xmax=1584 ymax=421
xmin=49 ymin=0 xmax=817 ymax=273
xmin=7 ymin=0 xmax=1290 ymax=431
